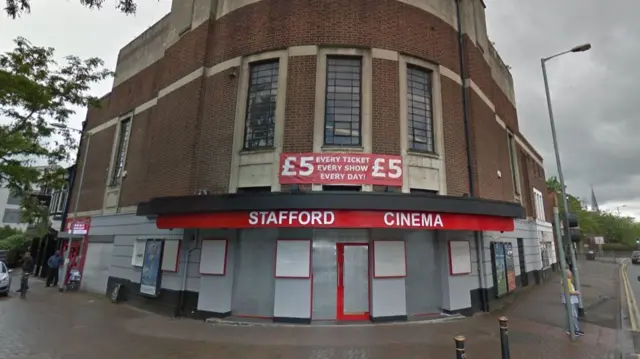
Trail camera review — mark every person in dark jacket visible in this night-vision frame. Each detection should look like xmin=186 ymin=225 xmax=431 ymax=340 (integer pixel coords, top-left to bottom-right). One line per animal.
xmin=19 ymin=251 xmax=34 ymax=297
xmin=46 ymin=251 xmax=63 ymax=287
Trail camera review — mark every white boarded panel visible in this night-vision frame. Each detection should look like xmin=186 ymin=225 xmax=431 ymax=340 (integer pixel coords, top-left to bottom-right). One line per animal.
xmin=275 ymin=240 xmax=311 ymax=278
xmin=373 ymin=240 xmax=406 ymax=278
xmin=199 ymin=239 xmax=228 ymax=275
xmin=131 ymin=238 xmax=146 ymax=267
xmin=449 ymin=240 xmax=471 ymax=275
xmin=162 ymin=240 xmax=180 ymax=272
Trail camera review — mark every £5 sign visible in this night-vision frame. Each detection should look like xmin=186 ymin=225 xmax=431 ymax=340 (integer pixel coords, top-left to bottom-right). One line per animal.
xmin=279 ymin=153 xmax=404 ymax=186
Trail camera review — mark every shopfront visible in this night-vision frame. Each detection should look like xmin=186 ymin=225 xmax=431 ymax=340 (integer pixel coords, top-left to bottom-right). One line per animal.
xmin=136 ymin=191 xmax=524 ymax=323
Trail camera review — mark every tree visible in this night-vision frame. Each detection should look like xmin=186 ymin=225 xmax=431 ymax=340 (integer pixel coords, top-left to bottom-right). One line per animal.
xmin=4 ymin=0 xmax=140 ymax=18
xmin=1 ymin=37 xmax=112 ymax=233
xmin=546 ymin=176 xmax=640 ymax=248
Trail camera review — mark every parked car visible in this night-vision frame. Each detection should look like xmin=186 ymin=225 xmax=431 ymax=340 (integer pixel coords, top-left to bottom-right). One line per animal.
xmin=0 ymin=261 xmax=12 ymax=296
xmin=631 ymin=251 xmax=640 ymax=265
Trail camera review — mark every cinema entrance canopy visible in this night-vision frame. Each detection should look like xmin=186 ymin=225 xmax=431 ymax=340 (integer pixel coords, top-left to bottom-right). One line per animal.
xmin=137 ymin=191 xmax=524 ymax=231
xmin=137 ymin=192 xmax=523 ymax=323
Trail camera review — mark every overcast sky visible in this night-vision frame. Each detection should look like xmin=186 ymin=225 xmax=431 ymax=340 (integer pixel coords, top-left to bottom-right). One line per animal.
xmin=1 ymin=0 xmax=637 ymax=217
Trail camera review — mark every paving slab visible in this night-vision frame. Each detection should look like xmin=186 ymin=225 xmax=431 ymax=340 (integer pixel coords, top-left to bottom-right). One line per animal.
xmin=0 ymin=261 xmax=619 ymax=359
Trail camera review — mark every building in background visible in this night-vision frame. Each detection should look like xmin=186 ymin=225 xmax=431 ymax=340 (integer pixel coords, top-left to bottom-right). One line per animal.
xmin=65 ymin=0 xmax=554 ymax=322
xmin=0 ymin=186 xmax=25 ymax=230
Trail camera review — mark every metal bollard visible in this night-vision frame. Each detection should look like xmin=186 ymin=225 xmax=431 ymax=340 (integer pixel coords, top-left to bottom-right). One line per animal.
xmin=454 ymin=335 xmax=467 ymax=359
xmin=498 ymin=317 xmax=511 ymax=359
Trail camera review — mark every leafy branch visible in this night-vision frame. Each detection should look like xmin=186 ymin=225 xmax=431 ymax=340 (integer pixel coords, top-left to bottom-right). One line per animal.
xmin=4 ymin=0 xmax=140 ymax=18
xmin=0 ymin=37 xmax=112 ymax=233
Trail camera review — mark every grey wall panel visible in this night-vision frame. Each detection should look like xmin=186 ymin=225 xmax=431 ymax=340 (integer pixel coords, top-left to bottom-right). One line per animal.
xmin=273 ymin=228 xmax=313 ymax=319
xmin=371 ymin=278 xmax=406 ymax=317
xmin=231 ymin=229 xmax=276 ymax=317
xmin=98 ymin=214 xmax=200 ymax=294
xmin=368 ymin=229 xmax=407 ymax=318
xmin=311 ymin=229 xmax=369 ymax=320
xmin=440 ymin=231 xmax=476 ymax=311
xmin=88 ymin=235 xmax=115 ymax=243
xmin=82 ymin=242 xmax=113 ymax=294
xmin=273 ymin=279 xmax=311 ymax=319
xmin=404 ymin=230 xmax=441 ymax=315
xmin=198 ymin=236 xmax=235 ymax=314
xmin=89 ymin=213 xmax=181 ymax=237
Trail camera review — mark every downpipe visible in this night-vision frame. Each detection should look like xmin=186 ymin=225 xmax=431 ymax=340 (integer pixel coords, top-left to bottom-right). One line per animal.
xmin=176 ymin=229 xmax=200 ymax=317
xmin=454 ymin=0 xmax=488 ymax=311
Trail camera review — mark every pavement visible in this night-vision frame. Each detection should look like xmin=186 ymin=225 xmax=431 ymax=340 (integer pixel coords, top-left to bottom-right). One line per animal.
xmin=0 ymin=260 xmax=621 ymax=359
xmin=622 ymin=259 xmax=640 ymax=357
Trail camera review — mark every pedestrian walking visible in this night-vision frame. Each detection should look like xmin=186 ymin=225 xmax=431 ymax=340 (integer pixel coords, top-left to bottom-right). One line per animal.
xmin=46 ymin=251 xmax=63 ymax=287
xmin=562 ymin=269 xmax=584 ymax=336
xmin=19 ymin=251 xmax=34 ymax=298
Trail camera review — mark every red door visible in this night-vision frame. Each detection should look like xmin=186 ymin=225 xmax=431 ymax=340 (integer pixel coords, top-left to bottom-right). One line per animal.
xmin=336 ymin=243 xmax=370 ymax=321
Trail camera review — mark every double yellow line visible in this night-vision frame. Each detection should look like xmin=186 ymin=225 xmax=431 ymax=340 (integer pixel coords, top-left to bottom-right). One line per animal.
xmin=622 ymin=261 xmax=640 ymax=331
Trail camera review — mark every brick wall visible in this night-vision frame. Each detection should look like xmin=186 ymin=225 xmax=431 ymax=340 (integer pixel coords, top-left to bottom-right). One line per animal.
xmin=73 ymin=0 xmax=543 ymax=214
xmin=281 ymin=56 xmax=317 ymax=192
xmin=193 ymin=69 xmax=238 ymax=194
xmin=67 ymin=126 xmax=115 ymax=213
xmin=441 ymin=76 xmax=470 ymax=197
xmin=470 ymin=92 xmax=512 ymax=201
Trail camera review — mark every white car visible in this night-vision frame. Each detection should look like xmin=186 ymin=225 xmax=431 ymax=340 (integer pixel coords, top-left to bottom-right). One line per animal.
xmin=0 ymin=261 xmax=12 ymax=296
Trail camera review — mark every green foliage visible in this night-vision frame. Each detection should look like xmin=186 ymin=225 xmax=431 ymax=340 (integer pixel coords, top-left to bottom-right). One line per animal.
xmin=4 ymin=0 xmax=140 ymax=18
xmin=0 ymin=233 xmax=30 ymax=251
xmin=547 ymin=176 xmax=640 ymax=246
xmin=0 ymin=225 xmax=22 ymax=240
xmin=601 ymin=242 xmax=635 ymax=252
xmin=0 ymin=37 xmax=111 ymax=229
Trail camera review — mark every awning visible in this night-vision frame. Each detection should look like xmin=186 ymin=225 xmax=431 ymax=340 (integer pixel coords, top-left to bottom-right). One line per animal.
xmin=137 ymin=192 xmax=525 ymax=232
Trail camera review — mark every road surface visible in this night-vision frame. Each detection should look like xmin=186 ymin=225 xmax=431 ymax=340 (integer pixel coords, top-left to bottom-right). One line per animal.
xmin=0 ymin=265 xmax=618 ymax=359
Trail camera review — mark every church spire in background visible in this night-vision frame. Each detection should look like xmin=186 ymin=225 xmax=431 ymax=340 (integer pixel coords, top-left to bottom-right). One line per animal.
xmin=591 ymin=185 xmax=600 ymax=212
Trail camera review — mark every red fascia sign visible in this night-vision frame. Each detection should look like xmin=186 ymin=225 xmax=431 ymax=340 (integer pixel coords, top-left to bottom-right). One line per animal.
xmin=66 ymin=217 xmax=91 ymax=235
xmin=157 ymin=210 xmax=514 ymax=232
xmin=279 ymin=153 xmax=403 ymax=186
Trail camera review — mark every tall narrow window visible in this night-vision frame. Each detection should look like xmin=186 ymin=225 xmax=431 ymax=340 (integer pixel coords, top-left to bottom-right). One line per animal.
xmin=324 ymin=57 xmax=362 ymax=146
xmin=407 ymin=66 xmax=435 ymax=152
xmin=244 ymin=60 xmax=279 ymax=150
xmin=507 ymin=133 xmax=520 ymax=195
xmin=110 ymin=118 xmax=132 ymax=187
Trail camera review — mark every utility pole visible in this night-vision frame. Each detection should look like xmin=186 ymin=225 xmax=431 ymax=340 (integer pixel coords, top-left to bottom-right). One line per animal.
xmin=554 ymin=207 xmax=577 ymax=341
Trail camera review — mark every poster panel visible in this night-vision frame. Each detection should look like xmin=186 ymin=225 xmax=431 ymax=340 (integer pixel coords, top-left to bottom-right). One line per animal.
xmin=139 ymin=239 xmax=165 ymax=297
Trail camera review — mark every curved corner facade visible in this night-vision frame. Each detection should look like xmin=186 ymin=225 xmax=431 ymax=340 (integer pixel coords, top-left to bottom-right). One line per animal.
xmin=63 ymin=0 xmax=558 ymax=323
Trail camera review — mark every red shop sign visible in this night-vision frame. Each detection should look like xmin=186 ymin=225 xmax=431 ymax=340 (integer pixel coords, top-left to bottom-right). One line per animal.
xmin=66 ymin=217 xmax=91 ymax=235
xmin=279 ymin=153 xmax=403 ymax=186
xmin=157 ymin=210 xmax=514 ymax=232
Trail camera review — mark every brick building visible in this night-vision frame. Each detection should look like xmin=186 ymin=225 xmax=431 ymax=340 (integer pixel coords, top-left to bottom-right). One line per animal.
xmin=65 ymin=0 xmax=555 ymax=322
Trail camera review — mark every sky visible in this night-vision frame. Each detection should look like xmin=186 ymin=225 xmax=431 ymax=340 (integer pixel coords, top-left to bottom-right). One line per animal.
xmin=1 ymin=0 xmax=637 ymax=218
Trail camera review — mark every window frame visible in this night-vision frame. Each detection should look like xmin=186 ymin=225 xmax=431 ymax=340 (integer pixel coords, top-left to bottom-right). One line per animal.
xmin=533 ymin=188 xmax=546 ymax=222
xmin=406 ymin=64 xmax=436 ymax=154
xmin=323 ymin=55 xmax=363 ymax=147
xmin=6 ymin=191 xmax=21 ymax=205
xmin=507 ymin=132 xmax=521 ymax=196
xmin=242 ymin=59 xmax=280 ymax=151
xmin=2 ymin=208 xmax=22 ymax=224
xmin=109 ymin=116 xmax=133 ymax=187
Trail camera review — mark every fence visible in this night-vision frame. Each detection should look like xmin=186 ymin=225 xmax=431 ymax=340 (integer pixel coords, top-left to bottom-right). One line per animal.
xmin=454 ymin=317 xmax=510 ymax=359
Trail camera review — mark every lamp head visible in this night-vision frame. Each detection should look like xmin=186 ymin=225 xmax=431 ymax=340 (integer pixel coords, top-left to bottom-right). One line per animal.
xmin=571 ymin=44 xmax=591 ymax=53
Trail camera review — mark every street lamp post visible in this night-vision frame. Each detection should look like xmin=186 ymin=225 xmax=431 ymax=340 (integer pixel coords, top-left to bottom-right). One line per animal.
xmin=52 ymin=123 xmax=89 ymax=292
xmin=541 ymin=43 xmax=591 ymax=318
xmin=617 ymin=205 xmax=627 ymax=216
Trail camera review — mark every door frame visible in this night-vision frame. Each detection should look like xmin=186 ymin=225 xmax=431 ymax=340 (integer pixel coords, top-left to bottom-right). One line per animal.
xmin=336 ymin=243 xmax=371 ymax=321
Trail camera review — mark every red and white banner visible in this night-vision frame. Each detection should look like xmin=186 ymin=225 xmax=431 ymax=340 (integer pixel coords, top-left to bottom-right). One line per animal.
xmin=279 ymin=153 xmax=403 ymax=186
xmin=66 ymin=217 xmax=91 ymax=235
xmin=157 ymin=210 xmax=514 ymax=232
